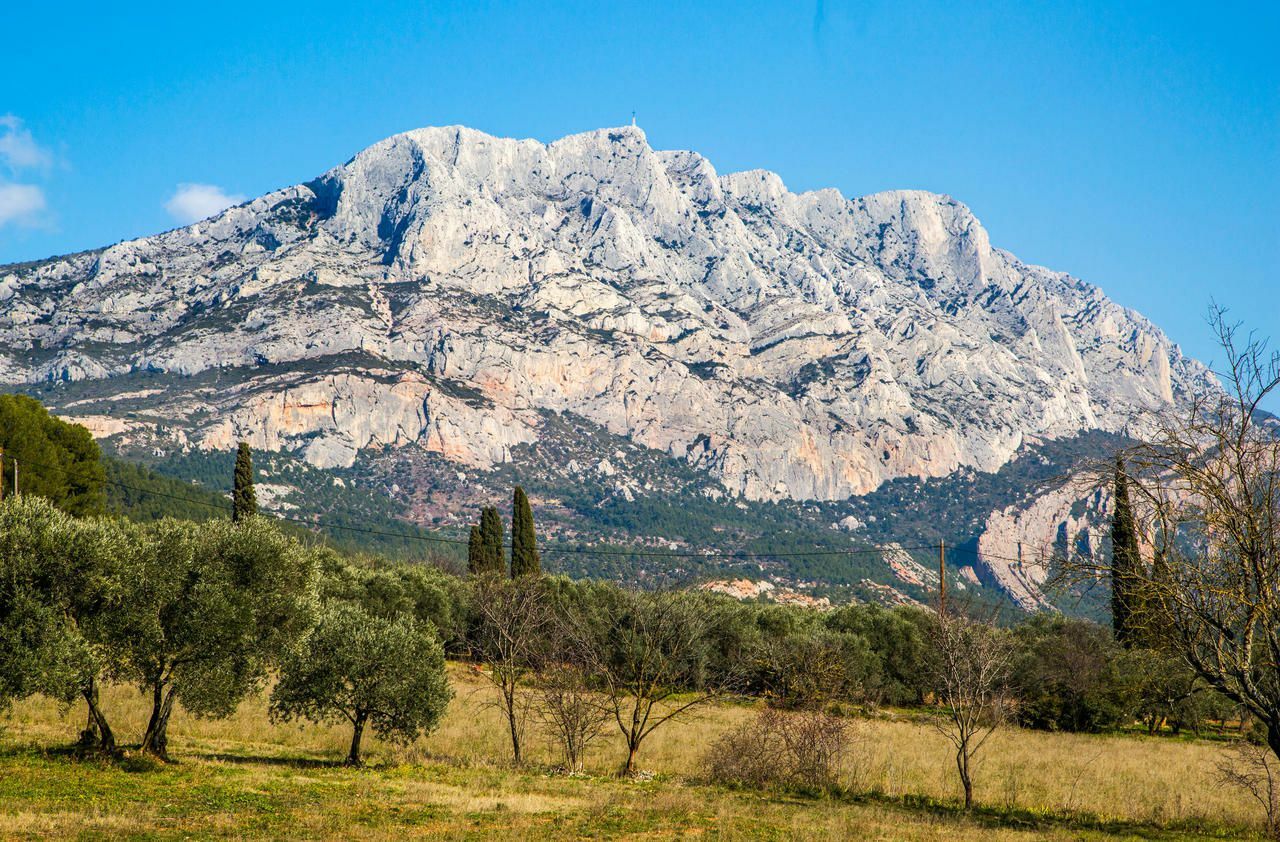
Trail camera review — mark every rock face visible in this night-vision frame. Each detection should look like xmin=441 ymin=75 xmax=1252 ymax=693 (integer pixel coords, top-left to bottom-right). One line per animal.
xmin=977 ymin=477 xmax=1112 ymax=611
xmin=0 ymin=125 xmax=1213 ymax=505
xmin=698 ymin=578 xmax=831 ymax=609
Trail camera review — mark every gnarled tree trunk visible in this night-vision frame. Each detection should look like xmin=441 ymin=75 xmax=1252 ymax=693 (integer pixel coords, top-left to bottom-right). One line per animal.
xmin=141 ymin=682 xmax=177 ymax=760
xmin=80 ymin=675 xmax=116 ymax=755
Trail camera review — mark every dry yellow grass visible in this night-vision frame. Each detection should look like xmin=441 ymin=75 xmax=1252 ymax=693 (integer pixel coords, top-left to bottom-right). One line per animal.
xmin=0 ymin=664 xmax=1262 ymax=839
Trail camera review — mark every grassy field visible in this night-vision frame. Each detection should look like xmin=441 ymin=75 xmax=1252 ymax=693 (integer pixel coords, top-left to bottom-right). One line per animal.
xmin=0 ymin=665 xmax=1262 ymax=840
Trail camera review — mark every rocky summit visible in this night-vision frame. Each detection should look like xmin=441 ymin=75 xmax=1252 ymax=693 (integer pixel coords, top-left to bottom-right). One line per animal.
xmin=0 ymin=125 xmax=1215 ymax=606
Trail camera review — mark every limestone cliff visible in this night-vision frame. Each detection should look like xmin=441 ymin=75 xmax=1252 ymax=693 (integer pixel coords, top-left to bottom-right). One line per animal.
xmin=0 ymin=125 xmax=1212 ymax=510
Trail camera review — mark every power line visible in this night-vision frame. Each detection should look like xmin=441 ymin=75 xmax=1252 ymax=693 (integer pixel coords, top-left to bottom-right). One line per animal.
xmin=2 ymin=450 xmax=1073 ymax=565
xmin=13 ymin=444 xmax=1099 ymax=611
xmin=945 ymin=542 xmax=1077 ymax=566
xmin=6 ymin=450 xmax=1079 ymax=566
xmin=1 ymin=452 xmax=973 ymax=562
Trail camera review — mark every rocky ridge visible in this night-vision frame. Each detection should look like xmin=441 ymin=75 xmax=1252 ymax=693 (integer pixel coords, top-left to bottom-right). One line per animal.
xmin=1 ymin=124 xmax=1211 ymax=510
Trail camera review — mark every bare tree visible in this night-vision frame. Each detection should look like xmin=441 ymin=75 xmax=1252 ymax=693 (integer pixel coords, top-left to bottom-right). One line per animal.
xmin=1113 ymin=308 xmax=1280 ymax=769
xmin=531 ymin=604 xmax=611 ymax=773
xmin=469 ymin=573 xmax=553 ymax=765
xmin=928 ymin=612 xmax=1016 ymax=809
xmin=1219 ymin=739 xmax=1280 ymax=839
xmin=586 ymin=590 xmax=722 ymax=777
xmin=533 ymin=660 xmax=610 ymax=773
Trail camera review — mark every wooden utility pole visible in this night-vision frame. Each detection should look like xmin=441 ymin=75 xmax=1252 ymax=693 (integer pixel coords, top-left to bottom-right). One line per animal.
xmin=938 ymin=539 xmax=947 ymax=615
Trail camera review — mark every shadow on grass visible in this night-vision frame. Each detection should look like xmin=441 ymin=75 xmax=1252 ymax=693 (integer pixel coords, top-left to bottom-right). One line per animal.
xmin=0 ymin=742 xmax=350 ymax=774
xmin=0 ymin=741 xmax=171 ymax=775
xmin=794 ymin=789 xmax=1251 ymax=840
xmin=0 ymin=741 xmax=126 ymax=762
xmin=699 ymin=774 xmax=1255 ymax=840
xmin=198 ymin=751 xmax=350 ymax=770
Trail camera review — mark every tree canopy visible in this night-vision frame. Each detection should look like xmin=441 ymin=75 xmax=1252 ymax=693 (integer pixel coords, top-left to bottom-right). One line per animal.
xmin=271 ymin=601 xmax=452 ymax=765
xmin=478 ymin=506 xmax=504 ymax=574
xmin=0 ymin=394 xmax=105 ymax=516
xmin=510 ymin=486 xmax=541 ymax=577
xmin=232 ymin=442 xmax=258 ymax=523
xmin=109 ymin=516 xmax=319 ymax=758
xmin=0 ymin=496 xmax=79 ymax=712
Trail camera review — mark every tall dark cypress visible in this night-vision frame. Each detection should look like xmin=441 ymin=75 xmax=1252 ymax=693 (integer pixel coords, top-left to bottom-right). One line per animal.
xmin=1110 ymin=455 xmax=1141 ymax=646
xmin=467 ymin=525 xmax=485 ymax=574
xmin=510 ymin=486 xmax=541 ymax=577
xmin=232 ymin=441 xmax=258 ymax=523
xmin=479 ymin=506 xmax=505 ymax=574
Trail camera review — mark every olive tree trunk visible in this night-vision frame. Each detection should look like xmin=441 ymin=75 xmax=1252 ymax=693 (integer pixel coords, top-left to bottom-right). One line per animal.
xmin=346 ymin=710 xmax=369 ymax=766
xmin=141 ymin=682 xmax=178 ymax=760
xmin=82 ymin=676 xmax=116 ymax=755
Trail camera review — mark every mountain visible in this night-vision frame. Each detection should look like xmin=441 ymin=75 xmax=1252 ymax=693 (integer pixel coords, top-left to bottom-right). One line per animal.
xmin=0 ymin=125 xmax=1214 ymax=607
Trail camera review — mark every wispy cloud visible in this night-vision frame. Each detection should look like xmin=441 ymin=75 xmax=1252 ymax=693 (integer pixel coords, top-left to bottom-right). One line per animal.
xmin=0 ymin=116 xmax=53 ymax=229
xmin=0 ymin=115 xmax=54 ymax=173
xmin=0 ymin=183 xmax=48 ymax=227
xmin=164 ymin=182 xmax=246 ymax=224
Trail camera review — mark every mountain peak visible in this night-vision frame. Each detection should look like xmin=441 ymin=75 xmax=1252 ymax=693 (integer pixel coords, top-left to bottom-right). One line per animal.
xmin=1 ymin=124 xmax=1213 ymax=507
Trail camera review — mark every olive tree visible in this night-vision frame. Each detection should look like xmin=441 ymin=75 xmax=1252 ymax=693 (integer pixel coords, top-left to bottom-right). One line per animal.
xmin=0 ymin=497 xmax=130 ymax=753
xmin=271 ymin=601 xmax=452 ymax=766
xmin=825 ymin=604 xmax=932 ymax=705
xmin=48 ymin=514 xmax=140 ymax=753
xmin=0 ymin=497 xmax=78 ymax=712
xmin=109 ymin=516 xmax=318 ymax=759
xmin=1010 ymin=615 xmax=1132 ymax=733
xmin=318 ymin=552 xmax=470 ymax=653
xmin=756 ymin=627 xmax=872 ymax=709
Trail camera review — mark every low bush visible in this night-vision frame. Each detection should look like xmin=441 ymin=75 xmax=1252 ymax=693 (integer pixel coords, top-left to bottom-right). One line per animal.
xmin=703 ymin=707 xmax=855 ymax=792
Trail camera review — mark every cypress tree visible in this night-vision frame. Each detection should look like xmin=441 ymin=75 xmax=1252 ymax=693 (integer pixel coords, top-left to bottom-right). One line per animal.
xmin=1110 ymin=455 xmax=1141 ymax=646
xmin=479 ymin=506 xmax=504 ymax=574
xmin=232 ymin=442 xmax=258 ymax=523
xmin=510 ymin=486 xmax=541 ymax=577
xmin=467 ymin=525 xmax=484 ymax=575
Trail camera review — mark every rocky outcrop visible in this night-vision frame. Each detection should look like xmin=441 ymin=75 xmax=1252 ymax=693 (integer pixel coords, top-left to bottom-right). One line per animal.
xmin=0 ymin=125 xmax=1213 ymax=503
xmin=698 ymin=578 xmax=831 ymax=609
xmin=976 ymin=477 xmax=1111 ymax=610
xmin=882 ymin=543 xmax=941 ymax=589
xmin=195 ymin=369 xmax=536 ymax=469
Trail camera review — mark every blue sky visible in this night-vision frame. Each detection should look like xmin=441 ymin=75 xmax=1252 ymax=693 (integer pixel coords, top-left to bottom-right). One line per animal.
xmin=3 ymin=0 xmax=1277 ymax=390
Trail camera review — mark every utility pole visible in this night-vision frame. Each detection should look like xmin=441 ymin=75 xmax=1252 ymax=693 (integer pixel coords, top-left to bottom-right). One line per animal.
xmin=938 ymin=539 xmax=947 ymax=615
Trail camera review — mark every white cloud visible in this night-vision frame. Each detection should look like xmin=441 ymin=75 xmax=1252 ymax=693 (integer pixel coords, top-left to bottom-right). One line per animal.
xmin=0 ymin=182 xmax=47 ymax=227
xmin=164 ymin=182 xmax=246 ymax=224
xmin=0 ymin=115 xmax=53 ymax=172
xmin=0 ymin=117 xmax=55 ymax=228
